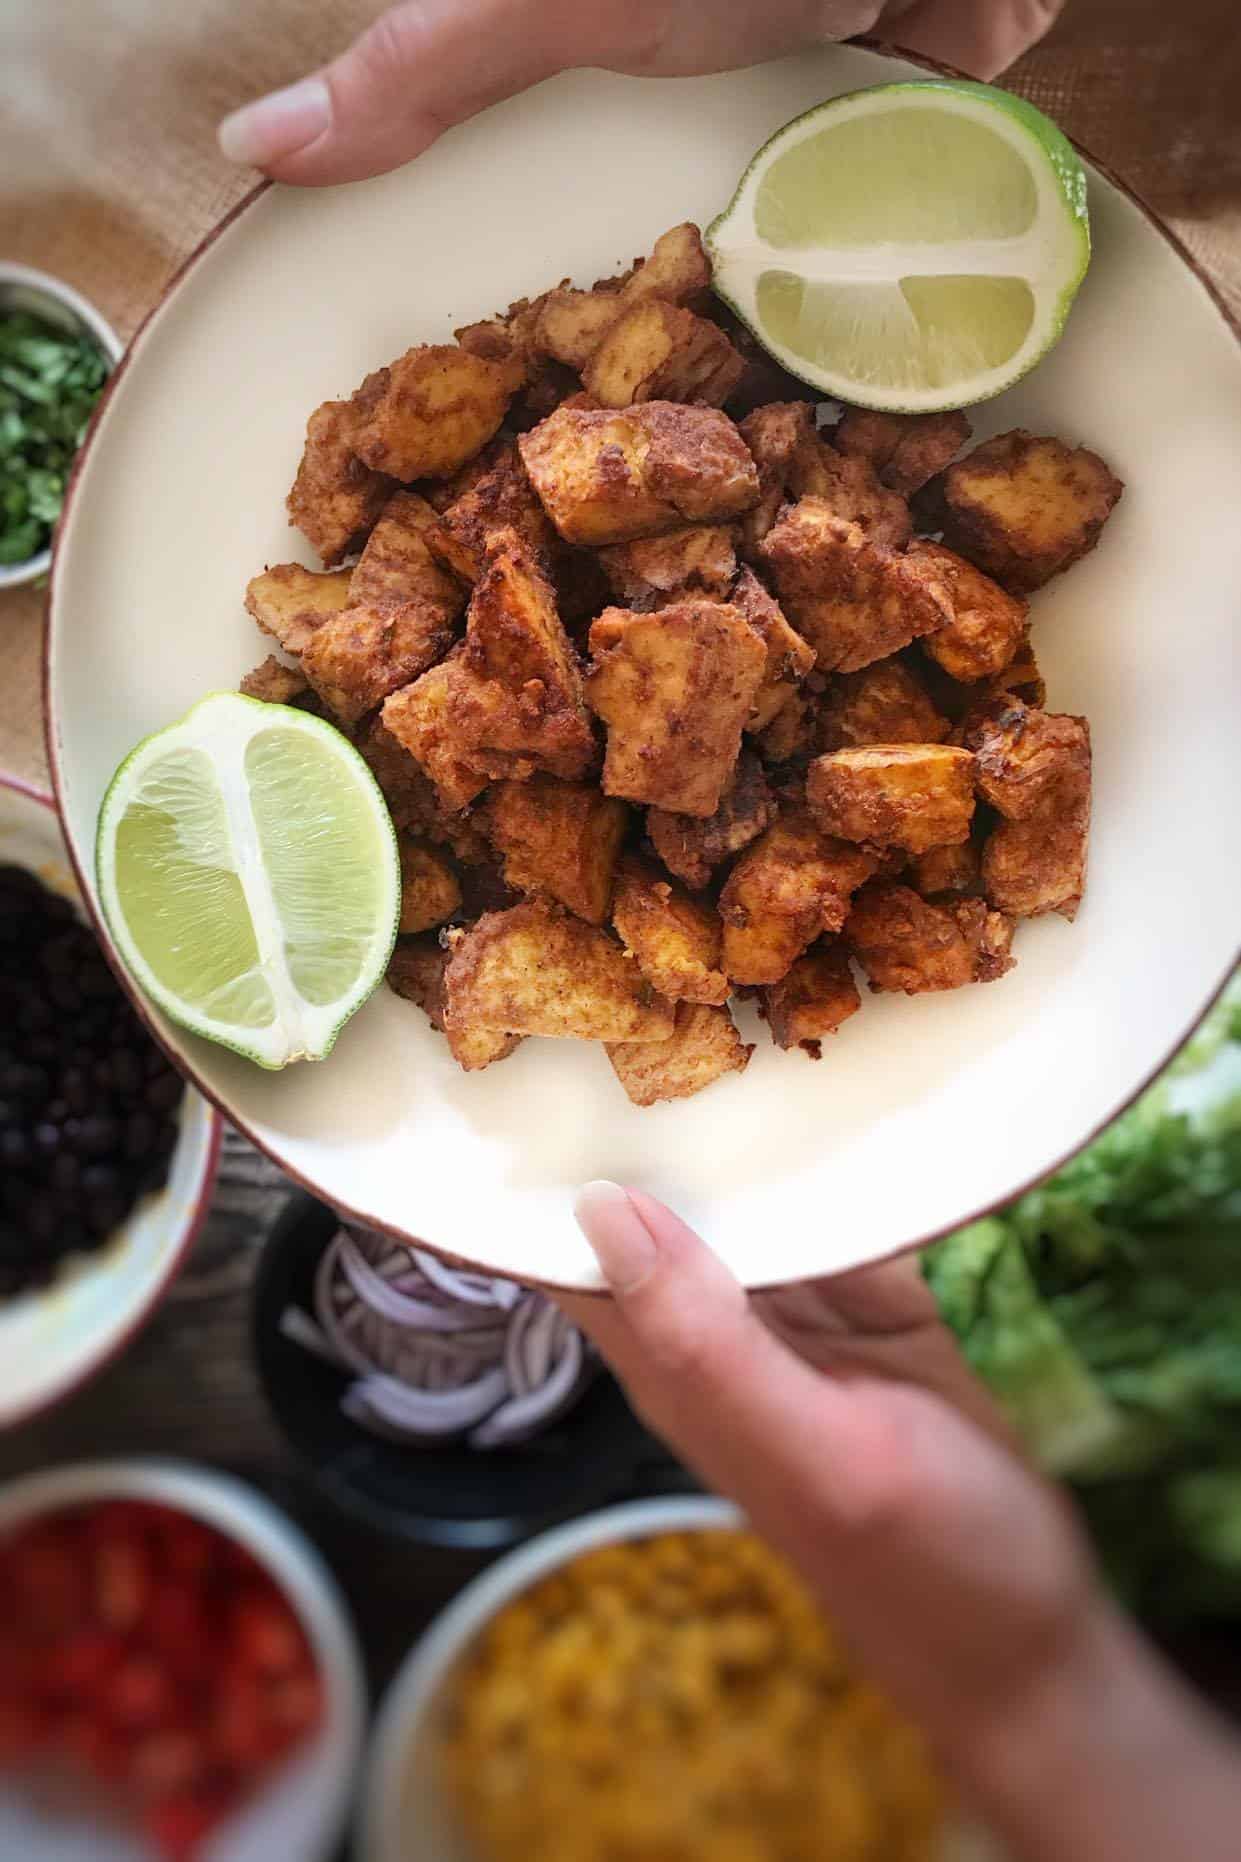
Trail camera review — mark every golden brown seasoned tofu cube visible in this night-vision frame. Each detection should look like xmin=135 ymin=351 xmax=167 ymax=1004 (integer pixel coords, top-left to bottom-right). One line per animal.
xmin=752 ymin=684 xmax=819 ymax=767
xmin=736 ymin=400 xmax=817 ymax=555
xmin=381 ymin=656 xmax=490 ymax=812
xmin=519 ymin=402 xmax=759 ymax=547
xmin=398 ymin=838 xmax=461 ymax=934
xmin=356 ymin=715 xmax=489 ymax=859
xmin=982 ymin=794 xmax=1089 ymax=921
xmin=536 ymin=223 xmax=711 ymax=370
xmin=387 ymin=939 xmax=521 ymax=1071
xmin=286 ymin=400 xmax=393 ymax=566
xmin=761 ymin=940 xmax=860 ymax=1054
xmin=730 ymin=567 xmax=816 ymax=733
xmin=423 ymin=444 xmax=556 ymax=583
xmin=758 ymin=502 xmax=950 ymax=673
xmin=239 ymin=656 xmax=311 ymax=706
xmin=834 ymin=408 xmax=971 ymax=495
xmin=907 ymin=541 xmax=1028 ymax=684
xmin=597 ymin=525 xmax=737 ymax=609
xmin=583 ymin=302 xmax=745 ymax=409
xmin=987 ymin=632 xmax=1046 ymax=710
xmin=444 ymin=900 xmax=675 ymax=1041
xmin=451 ymin=531 xmax=596 ymax=781
xmin=300 ymin=493 xmax=467 ymax=722
xmin=968 ymin=705 xmax=1091 ymax=822
xmin=819 ymin=661 xmax=949 ymax=752
xmin=350 ymin=344 xmax=517 ymax=482
xmin=454 ymin=293 xmax=545 ymax=384
xmin=789 ymin=436 xmax=912 ymax=548
xmin=647 ymin=748 xmax=774 ymax=889
xmin=909 ymin=839 xmax=981 ymax=898
xmin=807 ymin=745 xmax=975 ymax=856
xmin=847 ymin=882 xmax=1015 ymax=993
xmin=245 ymin=563 xmax=354 ymax=656
xmin=607 ymin=1002 xmax=751 ymax=1107
xmin=587 ymin=600 xmax=765 ymax=816
xmin=612 ymin=856 xmax=727 ymax=1006
xmin=483 ymin=775 xmax=627 ymax=924
xmin=933 ymin=429 xmax=1124 ymax=592
xmin=719 ymin=813 xmax=877 ymax=985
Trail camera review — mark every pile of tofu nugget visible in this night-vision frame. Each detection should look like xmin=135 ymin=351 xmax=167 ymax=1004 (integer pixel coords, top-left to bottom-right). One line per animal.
xmin=239 ymin=223 xmax=1123 ymax=1107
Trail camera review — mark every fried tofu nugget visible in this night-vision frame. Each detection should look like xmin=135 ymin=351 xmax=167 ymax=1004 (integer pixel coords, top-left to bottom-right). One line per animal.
xmin=907 ymin=541 xmax=1029 ymax=684
xmin=350 ymin=344 xmax=517 ymax=482
xmin=967 ymin=705 xmax=1091 ymax=821
xmin=424 ymin=443 xmax=557 ymax=583
xmin=807 ymin=745 xmax=975 ymax=856
xmin=932 ymin=429 xmax=1124 ymax=593
xmin=387 ymin=939 xmax=521 ymax=1071
xmin=597 ymin=525 xmax=737 ymax=609
xmin=536 ymin=223 xmax=711 ymax=370
xmin=583 ymin=302 xmax=745 ymax=408
xmin=752 ymin=684 xmax=819 ymax=767
xmin=519 ymin=402 xmax=759 ymax=547
xmin=245 ymin=563 xmax=354 ymax=656
xmin=607 ymin=1002 xmax=751 ymax=1107
xmin=834 ymin=408 xmax=971 ymax=495
xmin=612 ymin=855 xmax=727 ymax=1006
xmin=397 ymin=838 xmax=461 ymax=934
xmin=444 ymin=900 xmax=675 ymax=1041
xmin=286 ymin=400 xmax=393 ymax=566
xmin=239 ymin=655 xmax=312 ymax=706
xmin=381 ymin=656 xmax=490 ymax=811
xmin=847 ymin=882 xmax=1015 ymax=993
xmin=909 ymin=839 xmax=981 ymax=898
xmin=730 ymin=566 xmax=816 ymax=733
xmin=819 ymin=661 xmax=949 ymax=752
xmin=300 ymin=492 xmax=466 ymax=722
xmin=719 ymin=813 xmax=877 ymax=985
xmin=983 ymin=796 xmax=1090 ymax=921
xmin=356 ymin=715 xmax=488 ymax=859
xmin=483 ymin=775 xmax=628 ymax=924
xmin=587 ymin=599 xmax=765 ymax=816
xmin=736 ymin=401 xmax=817 ymax=555
xmin=647 ymin=748 xmax=775 ymax=889
xmin=761 ymin=939 xmax=861 ymax=1055
xmin=759 ymin=502 xmax=950 ymax=673
xmin=789 ymin=435 xmax=912 ymax=548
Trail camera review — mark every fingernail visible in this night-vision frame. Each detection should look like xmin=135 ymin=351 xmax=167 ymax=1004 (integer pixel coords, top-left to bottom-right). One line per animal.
xmin=574 ymin=1180 xmax=657 ymax=1294
xmin=218 ymin=76 xmax=331 ymax=167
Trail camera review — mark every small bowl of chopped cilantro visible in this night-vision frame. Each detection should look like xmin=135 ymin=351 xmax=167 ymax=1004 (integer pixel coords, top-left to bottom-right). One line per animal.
xmin=0 ymin=263 xmax=121 ymax=589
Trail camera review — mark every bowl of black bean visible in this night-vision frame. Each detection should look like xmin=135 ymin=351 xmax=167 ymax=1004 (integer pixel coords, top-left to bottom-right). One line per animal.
xmin=0 ymin=770 xmax=221 ymax=1426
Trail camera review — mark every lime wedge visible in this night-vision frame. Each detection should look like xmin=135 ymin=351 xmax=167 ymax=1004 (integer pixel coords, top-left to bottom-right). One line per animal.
xmin=707 ymin=80 xmax=1090 ymax=411
xmin=96 ymin=693 xmax=400 ymax=1068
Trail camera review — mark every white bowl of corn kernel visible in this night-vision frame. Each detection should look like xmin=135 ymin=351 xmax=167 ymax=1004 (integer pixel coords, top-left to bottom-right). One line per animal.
xmin=359 ymin=1496 xmax=1002 ymax=1862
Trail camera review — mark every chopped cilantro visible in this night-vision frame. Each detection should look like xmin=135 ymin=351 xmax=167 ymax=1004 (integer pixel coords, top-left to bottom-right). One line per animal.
xmin=0 ymin=310 xmax=109 ymax=568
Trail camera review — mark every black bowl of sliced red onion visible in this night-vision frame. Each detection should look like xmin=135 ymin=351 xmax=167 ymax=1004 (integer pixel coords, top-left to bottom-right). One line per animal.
xmin=252 ymin=1196 xmax=689 ymax=1550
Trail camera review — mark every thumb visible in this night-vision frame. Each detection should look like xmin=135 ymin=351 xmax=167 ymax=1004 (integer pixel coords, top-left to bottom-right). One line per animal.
xmin=217 ymin=0 xmax=599 ymax=186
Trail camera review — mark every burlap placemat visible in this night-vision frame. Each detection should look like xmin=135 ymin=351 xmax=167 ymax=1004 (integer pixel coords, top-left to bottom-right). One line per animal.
xmin=1 ymin=0 xmax=1236 ymax=790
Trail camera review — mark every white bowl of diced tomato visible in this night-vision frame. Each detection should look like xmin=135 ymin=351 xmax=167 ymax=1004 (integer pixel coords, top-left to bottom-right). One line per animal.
xmin=0 ymin=1460 xmax=366 ymax=1862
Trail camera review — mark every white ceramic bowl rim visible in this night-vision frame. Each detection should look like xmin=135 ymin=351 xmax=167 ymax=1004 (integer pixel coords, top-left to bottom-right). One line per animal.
xmin=0 ymin=263 xmax=123 ymax=589
xmin=0 ymin=1458 xmax=367 ymax=1862
xmin=41 ymin=43 xmax=1241 ymax=1293
xmin=0 ymin=770 xmax=222 ymax=1427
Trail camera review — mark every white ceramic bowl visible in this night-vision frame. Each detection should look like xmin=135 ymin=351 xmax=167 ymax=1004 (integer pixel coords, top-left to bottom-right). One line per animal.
xmin=0 ymin=1458 xmax=367 ymax=1862
xmin=0 ymin=773 xmax=221 ymax=1427
xmin=358 ymin=1495 xmax=1001 ymax=1862
xmin=0 ymin=263 xmax=123 ymax=591
xmin=45 ymin=44 xmax=1241 ymax=1290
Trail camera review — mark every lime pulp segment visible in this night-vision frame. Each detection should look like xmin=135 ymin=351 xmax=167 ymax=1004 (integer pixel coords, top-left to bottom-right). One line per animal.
xmin=97 ymin=693 xmax=400 ymax=1068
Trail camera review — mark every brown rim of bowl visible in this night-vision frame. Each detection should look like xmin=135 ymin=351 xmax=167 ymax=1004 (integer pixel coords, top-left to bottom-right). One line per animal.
xmin=0 ymin=769 xmax=223 ymax=1424
xmin=41 ymin=46 xmax=1241 ymax=1297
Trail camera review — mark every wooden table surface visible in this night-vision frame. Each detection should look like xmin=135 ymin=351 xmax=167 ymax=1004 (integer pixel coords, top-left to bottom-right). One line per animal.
xmin=2 ymin=0 xmax=1240 ymax=1715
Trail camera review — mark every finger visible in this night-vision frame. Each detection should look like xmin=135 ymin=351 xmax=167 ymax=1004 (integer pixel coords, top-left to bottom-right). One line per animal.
xmin=890 ymin=0 xmax=1068 ymax=79
xmin=218 ymin=0 xmax=599 ymax=185
xmin=558 ymin=1183 xmax=916 ymax=1543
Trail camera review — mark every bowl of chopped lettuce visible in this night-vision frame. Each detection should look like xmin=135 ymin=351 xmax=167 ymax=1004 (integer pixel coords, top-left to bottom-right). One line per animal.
xmin=0 ymin=263 xmax=120 ymax=589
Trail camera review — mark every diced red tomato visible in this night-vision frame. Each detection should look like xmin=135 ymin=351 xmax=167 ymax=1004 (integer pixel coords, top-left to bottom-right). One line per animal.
xmin=60 ymin=1710 xmax=128 ymax=1784
xmin=142 ymin=1790 xmax=231 ymax=1862
xmin=153 ymin=1514 xmax=218 ymax=1586
xmin=103 ymin=1653 xmax=177 ymax=1729
xmin=229 ymin=1590 xmax=306 ymax=1677
xmin=92 ymin=1533 xmax=152 ymax=1632
xmin=0 ymin=1697 xmax=53 ymax=1762
xmin=127 ymin=1726 xmax=209 ymax=1801
xmin=266 ymin=1668 xmax=324 ymax=1737
xmin=7 ymin=1522 xmax=85 ymax=1634
xmin=211 ymin=1671 xmax=286 ymax=1770
xmin=146 ymin=1582 xmax=213 ymax=1686
xmin=41 ymin=1627 xmax=128 ymax=1699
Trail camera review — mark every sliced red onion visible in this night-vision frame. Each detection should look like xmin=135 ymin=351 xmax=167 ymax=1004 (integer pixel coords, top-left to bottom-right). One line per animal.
xmin=281 ymin=1225 xmax=592 ymax=1451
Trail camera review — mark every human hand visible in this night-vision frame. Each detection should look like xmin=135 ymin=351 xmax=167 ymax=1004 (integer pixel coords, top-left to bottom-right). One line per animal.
xmin=217 ymin=0 xmax=1067 ymax=185
xmin=559 ymin=1184 xmax=1241 ymax=1862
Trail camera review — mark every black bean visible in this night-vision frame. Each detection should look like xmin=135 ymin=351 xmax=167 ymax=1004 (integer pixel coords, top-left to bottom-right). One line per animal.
xmin=111 ymin=1051 xmax=143 ymax=1096
xmin=76 ymin=1115 xmax=119 ymax=1158
xmin=0 ymin=1130 xmax=30 ymax=1169
xmin=48 ymin=976 xmax=80 ymax=1012
xmin=124 ymin=1110 xmax=155 ymax=1159
xmin=92 ymin=1058 xmax=114 ymax=1091
xmin=50 ymin=1153 xmax=80 ymax=1193
xmin=145 ymin=1071 xmax=183 ymax=1114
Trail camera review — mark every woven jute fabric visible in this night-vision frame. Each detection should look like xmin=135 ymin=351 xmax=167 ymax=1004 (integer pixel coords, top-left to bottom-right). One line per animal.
xmin=1 ymin=0 xmax=1235 ymax=788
